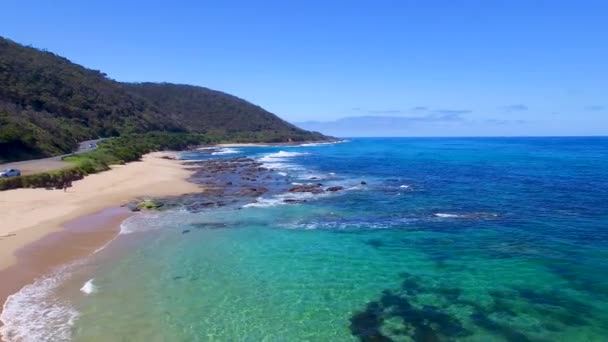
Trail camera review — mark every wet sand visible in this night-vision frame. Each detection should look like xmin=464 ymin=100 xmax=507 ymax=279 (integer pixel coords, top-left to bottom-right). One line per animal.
xmin=0 ymin=152 xmax=200 ymax=271
xmin=0 ymin=152 xmax=202 ymax=339
xmin=0 ymin=207 xmax=131 ymax=321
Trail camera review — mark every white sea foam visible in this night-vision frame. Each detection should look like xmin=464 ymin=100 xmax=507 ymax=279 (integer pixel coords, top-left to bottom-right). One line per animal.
xmin=277 ymin=172 xmax=288 ymax=177
xmin=400 ymin=185 xmax=411 ymax=189
xmin=258 ymin=151 xmax=309 ymax=171
xmin=211 ymin=147 xmax=241 ymax=155
xmin=433 ymin=213 xmax=464 ymax=218
xmin=0 ymin=262 xmax=81 ymax=342
xmin=93 ymin=237 xmax=116 ymax=254
xmin=243 ymin=197 xmax=285 ymax=208
xmin=283 ymin=217 xmax=420 ymax=230
xmin=119 ymin=210 xmax=228 ymax=235
xmin=259 ymin=151 xmax=308 ymax=160
xmin=80 ymin=279 xmax=97 ymax=295
xmin=304 ymin=173 xmax=333 ymax=180
xmin=243 ymin=180 xmax=361 ymax=209
xmin=243 ymin=191 xmax=321 ymax=208
xmin=433 ymin=212 xmax=499 ymax=219
xmin=119 ymin=212 xmax=170 ymax=235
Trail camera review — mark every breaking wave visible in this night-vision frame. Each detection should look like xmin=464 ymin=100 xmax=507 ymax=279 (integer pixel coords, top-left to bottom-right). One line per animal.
xmin=0 ymin=263 xmax=81 ymax=342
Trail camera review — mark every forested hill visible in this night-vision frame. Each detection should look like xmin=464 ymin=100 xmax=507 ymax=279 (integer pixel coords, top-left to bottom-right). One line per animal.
xmin=0 ymin=36 xmax=326 ymax=162
xmin=123 ymin=82 xmax=309 ymax=138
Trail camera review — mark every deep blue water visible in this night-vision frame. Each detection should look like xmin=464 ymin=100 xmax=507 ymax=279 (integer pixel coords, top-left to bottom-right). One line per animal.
xmin=4 ymin=137 xmax=608 ymax=341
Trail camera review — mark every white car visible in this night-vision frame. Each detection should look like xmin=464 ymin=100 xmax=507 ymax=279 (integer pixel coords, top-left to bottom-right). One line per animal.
xmin=0 ymin=169 xmax=21 ymax=178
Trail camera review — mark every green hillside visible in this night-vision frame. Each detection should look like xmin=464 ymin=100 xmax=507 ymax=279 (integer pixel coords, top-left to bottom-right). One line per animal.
xmin=0 ymin=36 xmax=326 ymax=162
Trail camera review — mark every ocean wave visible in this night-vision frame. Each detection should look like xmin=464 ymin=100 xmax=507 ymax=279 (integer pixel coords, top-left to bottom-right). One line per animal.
xmin=243 ymin=192 xmax=318 ymax=208
xmin=119 ymin=212 xmax=174 ymax=235
xmin=259 ymin=151 xmax=309 ymax=160
xmin=242 ymin=197 xmax=285 ymax=208
xmin=119 ymin=210 xmax=237 ymax=235
xmin=80 ymin=279 xmax=97 ymax=295
xmin=433 ymin=212 xmax=499 ymax=219
xmin=258 ymin=151 xmax=309 ymax=171
xmin=0 ymin=263 xmax=81 ymax=342
xmin=211 ymin=147 xmax=241 ymax=155
xmin=283 ymin=217 xmax=420 ymax=230
xmin=433 ymin=213 xmax=463 ymax=218
xmin=301 ymin=172 xmax=341 ymax=181
xmin=243 ymin=180 xmax=362 ymax=209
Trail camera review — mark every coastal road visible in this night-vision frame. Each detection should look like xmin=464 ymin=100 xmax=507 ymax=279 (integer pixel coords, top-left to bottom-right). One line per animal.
xmin=0 ymin=138 xmax=105 ymax=176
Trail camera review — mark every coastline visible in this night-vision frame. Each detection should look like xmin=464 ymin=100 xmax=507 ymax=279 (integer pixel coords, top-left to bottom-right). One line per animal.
xmin=0 ymin=151 xmax=201 ymax=335
xmin=0 ymin=207 xmax=132 ymax=331
xmin=214 ymin=139 xmax=344 ymax=148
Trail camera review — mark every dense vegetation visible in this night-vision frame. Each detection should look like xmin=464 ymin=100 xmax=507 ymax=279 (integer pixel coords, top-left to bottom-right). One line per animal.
xmin=0 ymin=36 xmax=326 ymax=162
xmin=124 ymin=83 xmax=320 ymax=142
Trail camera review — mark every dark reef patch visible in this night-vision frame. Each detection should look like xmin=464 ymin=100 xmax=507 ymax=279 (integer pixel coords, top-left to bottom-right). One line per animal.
xmin=347 ymin=270 xmax=598 ymax=341
xmin=364 ymin=239 xmax=385 ymax=248
xmin=349 ymin=273 xmax=471 ymax=341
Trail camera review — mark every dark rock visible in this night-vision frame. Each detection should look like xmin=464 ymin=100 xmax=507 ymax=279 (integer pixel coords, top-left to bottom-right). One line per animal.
xmin=238 ymin=187 xmax=268 ymax=196
xmin=288 ymin=184 xmax=325 ymax=194
xmin=283 ymin=199 xmax=308 ymax=204
xmin=126 ymin=201 xmax=139 ymax=211
xmin=361 ymin=181 xmax=367 ymax=185
xmin=182 ymin=229 xmax=191 ymax=234
xmin=326 ymin=186 xmax=344 ymax=192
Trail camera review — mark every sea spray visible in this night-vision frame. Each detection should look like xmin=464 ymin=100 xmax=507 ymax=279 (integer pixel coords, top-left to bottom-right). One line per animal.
xmin=80 ymin=279 xmax=98 ymax=295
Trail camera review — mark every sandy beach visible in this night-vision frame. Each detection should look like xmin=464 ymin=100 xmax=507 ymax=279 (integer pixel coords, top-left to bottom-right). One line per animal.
xmin=0 ymin=152 xmax=201 ymax=325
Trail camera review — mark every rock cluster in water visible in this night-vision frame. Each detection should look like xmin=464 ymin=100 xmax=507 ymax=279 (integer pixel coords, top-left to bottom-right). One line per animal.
xmin=127 ymin=157 xmax=284 ymax=212
xmin=126 ymin=155 xmax=352 ymax=212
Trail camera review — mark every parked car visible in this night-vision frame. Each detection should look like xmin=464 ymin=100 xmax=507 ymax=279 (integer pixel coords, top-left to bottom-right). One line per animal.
xmin=0 ymin=169 xmax=21 ymax=178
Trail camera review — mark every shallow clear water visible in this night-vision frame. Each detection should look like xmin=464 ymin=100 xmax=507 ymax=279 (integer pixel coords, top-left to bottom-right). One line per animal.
xmin=5 ymin=138 xmax=608 ymax=341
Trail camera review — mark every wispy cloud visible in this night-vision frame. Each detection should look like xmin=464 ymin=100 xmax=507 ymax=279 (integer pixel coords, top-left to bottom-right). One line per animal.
xmin=501 ymin=104 xmax=529 ymax=112
xmin=430 ymin=109 xmax=472 ymax=121
xmin=367 ymin=109 xmax=403 ymax=114
xmin=411 ymin=106 xmax=428 ymax=111
xmin=486 ymin=119 xmax=528 ymax=125
xmin=296 ymin=110 xmax=469 ymax=136
xmin=585 ymin=105 xmax=604 ymax=111
xmin=350 ymin=106 xmax=471 ymax=116
xmin=433 ymin=109 xmax=472 ymax=115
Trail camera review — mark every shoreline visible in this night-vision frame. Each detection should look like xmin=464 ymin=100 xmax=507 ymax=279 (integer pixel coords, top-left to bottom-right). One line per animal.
xmin=0 ymin=152 xmax=202 ymax=337
xmin=0 ymin=207 xmax=132 ymax=330
xmin=214 ymin=139 xmax=344 ymax=148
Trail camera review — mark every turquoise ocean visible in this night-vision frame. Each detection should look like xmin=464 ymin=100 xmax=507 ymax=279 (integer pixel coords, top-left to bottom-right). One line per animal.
xmin=2 ymin=137 xmax=608 ymax=341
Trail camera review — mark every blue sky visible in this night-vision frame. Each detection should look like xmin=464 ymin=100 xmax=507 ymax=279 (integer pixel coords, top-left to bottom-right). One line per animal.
xmin=1 ymin=0 xmax=606 ymax=136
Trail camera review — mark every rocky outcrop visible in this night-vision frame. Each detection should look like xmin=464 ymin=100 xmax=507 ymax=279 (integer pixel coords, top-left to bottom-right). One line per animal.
xmin=288 ymin=184 xmax=325 ymax=194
